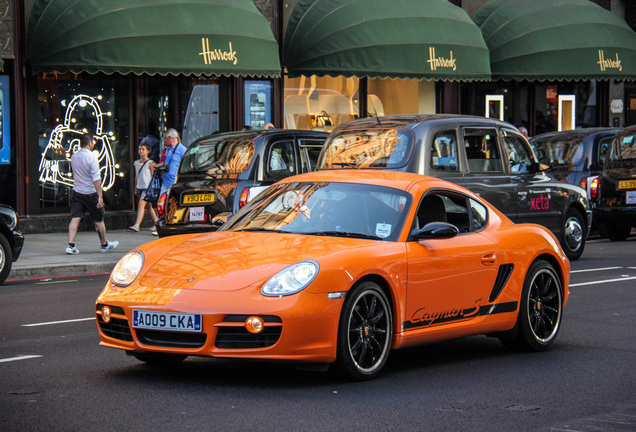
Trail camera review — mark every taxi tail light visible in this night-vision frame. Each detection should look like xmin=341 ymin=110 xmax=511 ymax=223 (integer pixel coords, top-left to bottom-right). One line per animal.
xmin=157 ymin=192 xmax=167 ymax=216
xmin=589 ymin=177 xmax=599 ymax=200
xmin=239 ymin=188 xmax=249 ymax=208
xmin=579 ymin=178 xmax=587 ymax=190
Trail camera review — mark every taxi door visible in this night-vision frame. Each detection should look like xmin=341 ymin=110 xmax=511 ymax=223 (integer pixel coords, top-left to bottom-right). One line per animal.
xmin=502 ymin=130 xmax=562 ymax=232
xmin=460 ymin=127 xmax=517 ymax=218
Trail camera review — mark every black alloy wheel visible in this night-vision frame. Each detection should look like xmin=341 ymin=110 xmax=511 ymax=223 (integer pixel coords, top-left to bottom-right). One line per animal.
xmin=336 ymin=281 xmax=392 ymax=380
xmin=500 ymin=260 xmax=563 ymax=351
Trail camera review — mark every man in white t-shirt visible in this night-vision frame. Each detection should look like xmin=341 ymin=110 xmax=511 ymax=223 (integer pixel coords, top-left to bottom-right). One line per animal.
xmin=66 ymin=134 xmax=119 ymax=254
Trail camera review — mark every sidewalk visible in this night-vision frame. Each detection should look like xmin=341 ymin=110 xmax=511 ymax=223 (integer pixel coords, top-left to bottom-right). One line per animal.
xmin=7 ymin=229 xmax=156 ymax=281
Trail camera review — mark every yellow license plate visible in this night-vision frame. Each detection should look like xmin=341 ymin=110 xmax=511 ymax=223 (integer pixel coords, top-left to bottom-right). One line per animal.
xmin=183 ymin=193 xmax=215 ymax=204
xmin=618 ymin=180 xmax=636 ymax=190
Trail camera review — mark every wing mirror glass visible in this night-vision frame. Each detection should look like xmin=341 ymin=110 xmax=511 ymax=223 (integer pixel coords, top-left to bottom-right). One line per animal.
xmin=412 ymin=222 xmax=459 ymax=240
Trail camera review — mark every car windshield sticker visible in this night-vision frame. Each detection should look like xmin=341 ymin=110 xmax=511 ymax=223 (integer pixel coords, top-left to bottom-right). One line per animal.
xmin=376 ymin=223 xmax=392 ymax=238
xmin=189 ymin=147 xmax=199 ymax=154
xmin=623 ymin=136 xmax=634 ymax=144
xmin=433 ymin=157 xmax=457 ymax=167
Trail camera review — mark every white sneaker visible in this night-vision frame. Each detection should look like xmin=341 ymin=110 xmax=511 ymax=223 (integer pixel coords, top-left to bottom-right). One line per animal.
xmin=101 ymin=240 xmax=119 ymax=252
xmin=65 ymin=245 xmax=79 ymax=254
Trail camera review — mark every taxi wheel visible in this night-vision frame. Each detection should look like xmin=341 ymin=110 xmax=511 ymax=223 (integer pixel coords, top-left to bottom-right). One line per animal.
xmin=501 ymin=260 xmax=562 ymax=351
xmin=0 ymin=233 xmax=12 ymax=285
xmin=336 ymin=281 xmax=392 ymax=381
xmin=129 ymin=352 xmax=188 ymax=365
xmin=603 ymin=222 xmax=632 ymax=242
xmin=561 ymin=209 xmax=585 ymax=261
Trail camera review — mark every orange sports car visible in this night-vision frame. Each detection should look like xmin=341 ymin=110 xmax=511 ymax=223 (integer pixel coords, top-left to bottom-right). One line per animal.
xmin=96 ymin=170 xmax=569 ymax=380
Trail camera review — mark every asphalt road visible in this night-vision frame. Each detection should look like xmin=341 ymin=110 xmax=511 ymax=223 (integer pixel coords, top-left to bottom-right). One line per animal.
xmin=1 ymin=238 xmax=635 ymax=432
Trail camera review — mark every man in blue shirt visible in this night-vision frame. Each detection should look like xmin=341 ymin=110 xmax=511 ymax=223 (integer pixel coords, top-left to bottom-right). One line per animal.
xmin=155 ymin=128 xmax=186 ymax=196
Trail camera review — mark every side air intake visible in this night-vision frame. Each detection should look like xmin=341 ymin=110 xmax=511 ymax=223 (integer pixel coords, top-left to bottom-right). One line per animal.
xmin=489 ymin=264 xmax=514 ymax=302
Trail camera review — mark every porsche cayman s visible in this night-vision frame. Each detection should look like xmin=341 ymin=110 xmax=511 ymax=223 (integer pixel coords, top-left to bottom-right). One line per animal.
xmin=96 ymin=170 xmax=570 ymax=380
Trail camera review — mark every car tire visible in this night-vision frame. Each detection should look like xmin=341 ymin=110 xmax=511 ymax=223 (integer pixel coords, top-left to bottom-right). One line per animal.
xmin=500 ymin=260 xmax=563 ymax=352
xmin=129 ymin=352 xmax=188 ymax=365
xmin=561 ymin=208 xmax=585 ymax=261
xmin=335 ymin=281 xmax=392 ymax=381
xmin=602 ymin=222 xmax=632 ymax=242
xmin=0 ymin=233 xmax=13 ymax=285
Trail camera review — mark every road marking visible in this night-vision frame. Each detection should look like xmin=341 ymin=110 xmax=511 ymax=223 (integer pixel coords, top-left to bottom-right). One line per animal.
xmin=36 ymin=279 xmax=78 ymax=285
xmin=570 ymin=275 xmax=636 ymax=287
xmin=571 ymin=266 xmax=622 ymax=274
xmin=22 ymin=317 xmax=94 ymax=327
xmin=0 ymin=355 xmax=42 ymax=363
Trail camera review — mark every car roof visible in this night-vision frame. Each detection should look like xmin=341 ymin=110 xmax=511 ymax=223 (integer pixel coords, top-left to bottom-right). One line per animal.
xmin=332 ymin=114 xmax=516 ymax=131
xmin=191 ymin=129 xmax=328 ymax=145
xmin=530 ymin=127 xmax=620 ymax=143
xmin=280 ymin=169 xmax=477 ymax=197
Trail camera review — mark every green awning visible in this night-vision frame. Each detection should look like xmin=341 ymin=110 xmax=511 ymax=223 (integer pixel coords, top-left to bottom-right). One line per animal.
xmin=283 ymin=0 xmax=491 ymax=81
xmin=473 ymin=0 xmax=636 ymax=81
xmin=26 ymin=0 xmax=281 ymax=77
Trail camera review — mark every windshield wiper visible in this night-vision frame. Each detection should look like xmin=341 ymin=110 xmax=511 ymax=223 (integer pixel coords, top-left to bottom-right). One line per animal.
xmin=306 ymin=231 xmax=382 ymax=240
xmin=236 ymin=227 xmax=286 ymax=233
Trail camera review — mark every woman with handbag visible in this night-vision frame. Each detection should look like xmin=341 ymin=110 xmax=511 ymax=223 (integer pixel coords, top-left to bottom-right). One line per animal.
xmin=129 ymin=142 xmax=158 ymax=235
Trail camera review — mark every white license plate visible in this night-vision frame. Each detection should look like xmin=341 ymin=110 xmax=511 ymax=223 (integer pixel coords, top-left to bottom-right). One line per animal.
xmin=189 ymin=206 xmax=205 ymax=222
xmin=132 ymin=310 xmax=202 ymax=333
xmin=627 ymin=191 xmax=636 ymax=204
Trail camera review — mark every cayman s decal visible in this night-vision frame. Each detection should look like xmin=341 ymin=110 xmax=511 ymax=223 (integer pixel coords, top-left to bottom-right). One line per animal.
xmin=404 ymin=299 xmax=517 ymax=330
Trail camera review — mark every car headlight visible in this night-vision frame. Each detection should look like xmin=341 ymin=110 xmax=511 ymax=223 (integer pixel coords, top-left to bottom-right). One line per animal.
xmin=110 ymin=251 xmax=144 ymax=287
xmin=261 ymin=261 xmax=319 ymax=297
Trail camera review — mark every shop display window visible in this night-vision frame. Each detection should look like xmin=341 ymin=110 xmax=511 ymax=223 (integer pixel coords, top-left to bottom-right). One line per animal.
xmin=367 ymin=78 xmax=436 ymax=116
xmin=37 ymin=75 xmax=130 ymax=210
xmin=283 ymin=75 xmax=359 ymax=131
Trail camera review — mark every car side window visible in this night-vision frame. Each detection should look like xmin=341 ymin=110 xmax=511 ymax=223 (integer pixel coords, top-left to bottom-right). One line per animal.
xmin=502 ymin=130 xmax=534 ymax=173
xmin=267 ymin=141 xmax=295 ymax=177
xmin=469 ymin=198 xmax=488 ymax=232
xmin=414 ymin=192 xmax=474 ymax=234
xmin=430 ymin=131 xmax=459 ymax=171
xmin=463 ymin=129 xmax=503 ymax=173
xmin=598 ymin=137 xmax=612 ymax=166
xmin=299 ymin=139 xmax=325 ymax=172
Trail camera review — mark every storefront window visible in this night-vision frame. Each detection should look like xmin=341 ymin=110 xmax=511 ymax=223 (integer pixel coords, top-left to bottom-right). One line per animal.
xmin=37 ymin=75 xmax=130 ymax=211
xmin=367 ymin=78 xmax=436 ymax=116
xmin=283 ymin=75 xmax=359 ymax=131
xmin=244 ymin=80 xmax=273 ymax=129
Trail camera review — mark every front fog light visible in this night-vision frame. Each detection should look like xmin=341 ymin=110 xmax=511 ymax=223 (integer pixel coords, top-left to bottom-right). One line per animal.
xmin=102 ymin=306 xmax=111 ymax=323
xmin=245 ymin=316 xmax=264 ymax=334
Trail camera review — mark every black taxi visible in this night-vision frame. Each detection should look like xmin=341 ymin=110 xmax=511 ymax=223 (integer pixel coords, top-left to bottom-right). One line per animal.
xmin=595 ymin=125 xmax=636 ymax=241
xmin=156 ymin=129 xmax=328 ymax=237
xmin=317 ymin=114 xmax=591 ymax=260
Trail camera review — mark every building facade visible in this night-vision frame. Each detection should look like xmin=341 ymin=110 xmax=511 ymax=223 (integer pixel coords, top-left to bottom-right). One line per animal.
xmin=0 ymin=0 xmax=634 ymax=229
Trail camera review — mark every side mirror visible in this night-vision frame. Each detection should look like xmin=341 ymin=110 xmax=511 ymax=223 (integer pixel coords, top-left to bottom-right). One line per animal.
xmin=538 ymin=157 xmax=552 ymax=171
xmin=211 ymin=212 xmax=232 ymax=228
xmin=412 ymin=222 xmax=459 ymax=240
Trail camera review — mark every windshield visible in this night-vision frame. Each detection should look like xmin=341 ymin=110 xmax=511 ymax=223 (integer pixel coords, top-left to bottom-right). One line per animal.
xmin=608 ymin=132 xmax=636 ymax=161
xmin=318 ymin=128 xmax=413 ymax=169
xmin=529 ymin=135 xmax=586 ymax=166
xmin=221 ymin=181 xmax=412 ymax=242
xmin=179 ymin=138 xmax=255 ymax=175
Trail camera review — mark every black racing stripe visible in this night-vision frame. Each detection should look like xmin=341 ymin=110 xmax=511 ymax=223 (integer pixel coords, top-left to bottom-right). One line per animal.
xmin=403 ymin=301 xmax=518 ymax=331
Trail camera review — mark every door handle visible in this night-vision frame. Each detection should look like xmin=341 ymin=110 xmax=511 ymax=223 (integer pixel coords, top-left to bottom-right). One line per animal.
xmin=481 ymin=252 xmax=497 ymax=266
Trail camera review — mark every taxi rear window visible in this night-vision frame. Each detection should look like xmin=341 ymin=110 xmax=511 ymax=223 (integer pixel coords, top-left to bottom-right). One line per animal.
xmin=318 ymin=129 xmax=413 ymax=169
xmin=179 ymin=139 xmax=255 ymax=175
